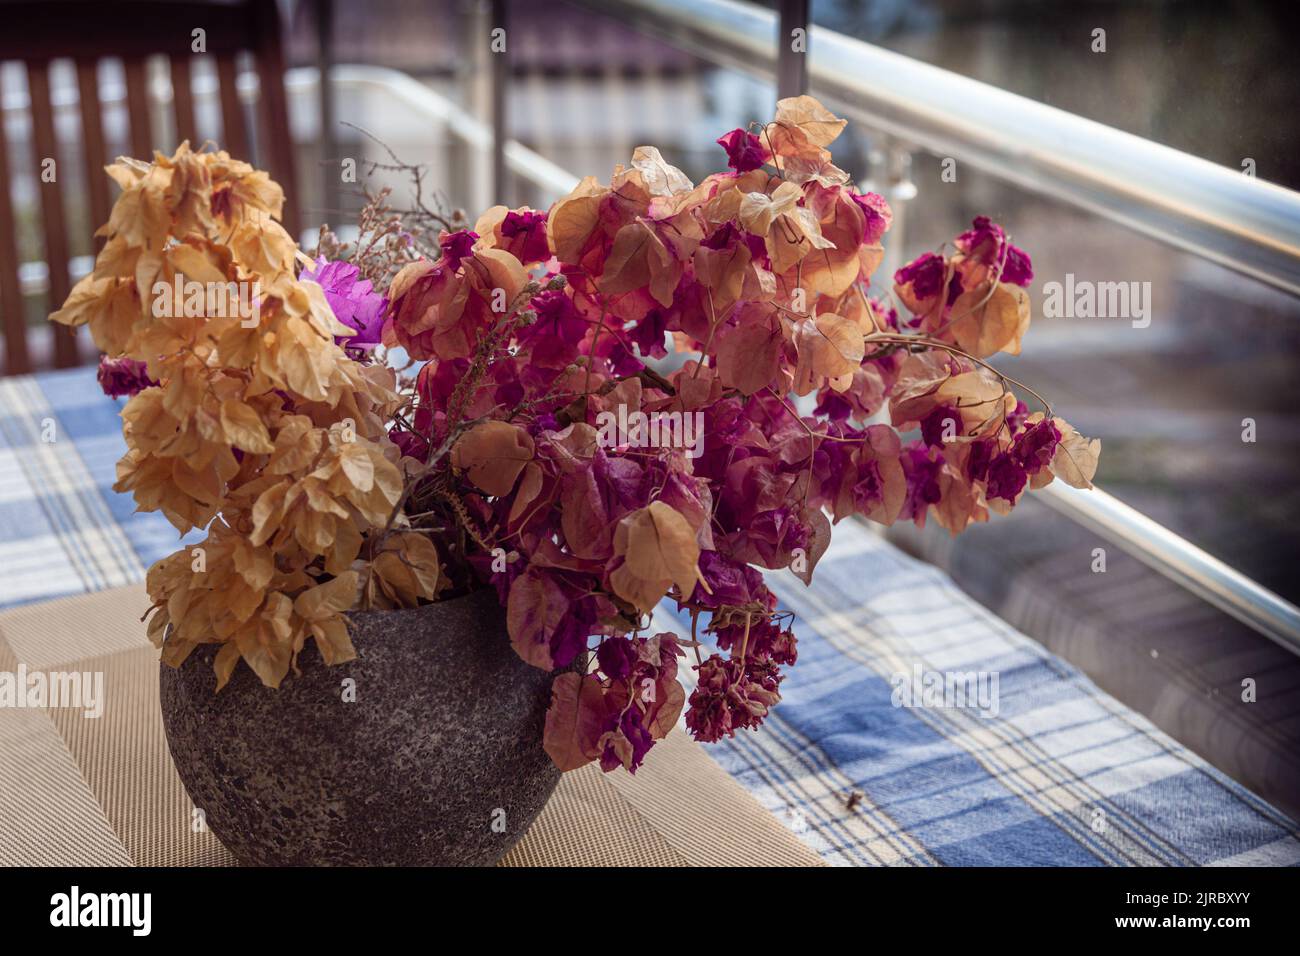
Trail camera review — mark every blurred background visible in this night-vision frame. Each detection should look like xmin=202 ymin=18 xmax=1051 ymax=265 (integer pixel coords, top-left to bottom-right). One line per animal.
xmin=1 ymin=0 xmax=1297 ymax=815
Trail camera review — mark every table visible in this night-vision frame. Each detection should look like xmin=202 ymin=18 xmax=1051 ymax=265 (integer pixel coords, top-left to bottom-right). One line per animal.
xmin=2 ymin=367 xmax=1297 ymax=866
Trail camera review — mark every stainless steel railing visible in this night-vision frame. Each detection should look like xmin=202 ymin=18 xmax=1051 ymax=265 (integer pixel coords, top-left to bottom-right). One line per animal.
xmin=1038 ymin=482 xmax=1300 ymax=654
xmin=284 ymin=65 xmax=580 ymax=204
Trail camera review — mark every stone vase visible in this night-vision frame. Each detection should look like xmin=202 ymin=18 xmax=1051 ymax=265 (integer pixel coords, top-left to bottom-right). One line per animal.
xmin=159 ymin=587 xmax=560 ymax=866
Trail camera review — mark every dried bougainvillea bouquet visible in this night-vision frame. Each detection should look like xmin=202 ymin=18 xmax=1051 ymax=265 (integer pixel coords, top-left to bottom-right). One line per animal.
xmin=52 ymin=96 xmax=1098 ymax=776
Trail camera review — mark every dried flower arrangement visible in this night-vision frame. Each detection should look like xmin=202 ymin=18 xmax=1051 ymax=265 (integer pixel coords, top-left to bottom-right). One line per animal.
xmin=51 ymin=96 xmax=1098 ymax=775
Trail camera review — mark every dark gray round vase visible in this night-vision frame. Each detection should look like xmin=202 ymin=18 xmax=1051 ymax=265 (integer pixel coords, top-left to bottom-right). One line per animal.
xmin=159 ymin=587 xmax=560 ymax=866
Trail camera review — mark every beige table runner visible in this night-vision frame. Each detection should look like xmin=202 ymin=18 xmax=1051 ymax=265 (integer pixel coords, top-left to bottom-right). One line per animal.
xmin=0 ymin=585 xmax=822 ymax=867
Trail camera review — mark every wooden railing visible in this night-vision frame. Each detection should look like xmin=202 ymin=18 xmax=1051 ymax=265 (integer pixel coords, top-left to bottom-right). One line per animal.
xmin=0 ymin=0 xmax=297 ymax=375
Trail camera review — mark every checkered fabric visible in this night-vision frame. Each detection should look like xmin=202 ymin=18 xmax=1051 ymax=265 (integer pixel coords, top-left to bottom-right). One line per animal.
xmin=0 ymin=370 xmax=202 ymax=608
xmin=3 ymin=366 xmax=1297 ymax=866
xmin=651 ymin=533 xmax=1300 ymax=866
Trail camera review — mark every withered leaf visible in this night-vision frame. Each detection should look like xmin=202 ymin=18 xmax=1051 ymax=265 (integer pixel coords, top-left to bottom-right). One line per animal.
xmin=294 ymin=571 xmax=359 ymax=666
xmin=629 ymin=146 xmax=693 ymax=197
xmin=451 ymin=420 xmax=536 ymax=497
xmin=792 ymin=312 xmax=864 ymax=395
xmin=542 ymin=673 xmax=608 ymax=771
xmin=949 ymin=281 xmax=1031 ymax=358
xmin=506 ymin=568 xmax=570 ymax=669
xmin=219 ymin=399 xmax=275 ymax=454
xmin=774 ymin=95 xmax=848 ymax=148
xmin=1049 ymin=418 xmax=1101 ymax=489
xmin=609 ymin=501 xmax=702 ymax=614
xmin=716 ymin=312 xmax=783 ymax=396
xmin=548 ymin=176 xmax=606 ymax=263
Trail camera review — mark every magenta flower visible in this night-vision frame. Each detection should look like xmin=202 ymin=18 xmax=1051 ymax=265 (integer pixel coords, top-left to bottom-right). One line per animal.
xmin=966 ymin=438 xmax=996 ymax=482
xmin=691 ymin=550 xmax=765 ymax=608
xmin=849 ymin=190 xmax=893 ymax=244
xmin=986 ymin=452 xmax=1028 ymax=502
xmin=600 ymin=708 xmax=655 ymax=773
xmin=97 ymin=355 xmax=156 ymax=399
xmin=899 ymin=443 xmax=944 ymax=521
xmin=300 ymin=257 xmax=387 ymax=351
xmin=388 ymin=425 xmax=430 ymax=462
xmin=955 ymin=216 xmax=1033 ymax=286
xmin=894 ymin=251 xmax=947 ymax=301
xmin=851 ymin=459 xmax=886 ymax=515
xmin=921 ymin=403 xmax=961 ymax=448
xmin=596 ymin=635 xmax=639 ymax=682
xmin=686 ymin=656 xmax=781 ymax=743
xmin=439 ymin=229 xmax=479 ymax=267
xmin=1007 ymin=399 xmax=1029 ymax=433
xmin=716 ymin=128 xmax=767 ymax=173
xmin=500 ymin=211 xmax=550 ymax=263
xmin=1011 ymin=418 xmax=1061 ymax=474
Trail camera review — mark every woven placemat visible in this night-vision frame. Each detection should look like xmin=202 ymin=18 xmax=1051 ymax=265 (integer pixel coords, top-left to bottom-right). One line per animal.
xmin=0 ymin=585 xmax=822 ymax=867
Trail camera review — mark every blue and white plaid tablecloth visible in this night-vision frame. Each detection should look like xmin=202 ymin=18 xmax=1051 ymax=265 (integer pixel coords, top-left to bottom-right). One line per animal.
xmin=4 ymin=366 xmax=1298 ymax=866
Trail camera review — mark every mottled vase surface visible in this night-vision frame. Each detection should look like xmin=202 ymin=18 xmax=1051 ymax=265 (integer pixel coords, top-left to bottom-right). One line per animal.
xmin=160 ymin=588 xmax=559 ymax=866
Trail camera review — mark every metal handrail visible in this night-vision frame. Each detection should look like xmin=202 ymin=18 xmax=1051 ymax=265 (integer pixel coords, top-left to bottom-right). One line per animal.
xmin=568 ymin=0 xmax=1300 ymax=299
xmin=1039 ymin=483 xmax=1300 ymax=655
xmin=283 ymin=65 xmax=580 ymax=202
